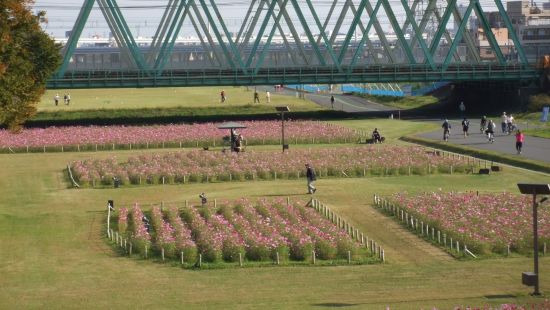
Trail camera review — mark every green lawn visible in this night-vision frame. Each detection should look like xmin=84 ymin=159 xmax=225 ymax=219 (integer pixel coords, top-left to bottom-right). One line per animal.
xmin=515 ymin=112 xmax=550 ymax=138
xmin=32 ymin=87 xmax=326 ymax=125
xmin=1 ymin=138 xmax=549 ymax=309
xmin=354 ymin=93 xmax=439 ymax=109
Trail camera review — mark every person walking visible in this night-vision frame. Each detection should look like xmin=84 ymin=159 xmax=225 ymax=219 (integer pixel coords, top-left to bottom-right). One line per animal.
xmin=220 ymin=90 xmax=226 ymax=103
xmin=480 ymin=116 xmax=487 ymax=133
xmin=442 ymin=119 xmax=451 ymax=141
xmin=501 ymin=112 xmax=507 ymax=133
xmin=330 ymin=95 xmax=335 ymax=110
xmin=54 ymin=93 xmax=60 ymax=106
xmin=254 ymin=90 xmax=260 ymax=103
xmin=461 ymin=117 xmax=470 ymax=137
xmin=459 ymin=101 xmax=466 ymax=117
xmin=63 ymin=93 xmax=68 ymax=105
xmin=305 ymin=163 xmax=317 ymax=194
xmin=266 ymin=91 xmax=271 ymax=103
xmin=515 ymin=130 xmax=524 ymax=154
xmin=66 ymin=93 xmax=71 ymax=105
xmin=486 ymin=119 xmax=495 ymax=143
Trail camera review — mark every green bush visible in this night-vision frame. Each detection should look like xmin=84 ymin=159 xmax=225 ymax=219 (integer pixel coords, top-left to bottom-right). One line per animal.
xmin=315 ymin=239 xmax=337 ymax=260
xmin=528 ymin=94 xmax=550 ymax=112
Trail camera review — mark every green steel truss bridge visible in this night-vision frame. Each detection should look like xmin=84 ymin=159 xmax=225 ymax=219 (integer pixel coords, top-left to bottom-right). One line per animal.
xmin=47 ymin=0 xmax=541 ymax=89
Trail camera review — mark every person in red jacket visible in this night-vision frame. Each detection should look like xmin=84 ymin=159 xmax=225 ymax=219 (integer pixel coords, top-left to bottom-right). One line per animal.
xmin=515 ymin=130 xmax=525 ymax=154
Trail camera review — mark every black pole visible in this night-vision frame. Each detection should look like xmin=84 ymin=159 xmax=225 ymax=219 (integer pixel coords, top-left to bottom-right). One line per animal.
xmin=533 ymin=191 xmax=540 ymax=295
xmin=281 ymin=112 xmax=285 ymax=153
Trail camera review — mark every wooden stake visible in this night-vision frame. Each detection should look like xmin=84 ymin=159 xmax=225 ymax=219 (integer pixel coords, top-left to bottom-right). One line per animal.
xmin=312 ymin=251 xmax=316 ymax=265
xmin=276 ymin=252 xmax=280 ymax=265
xmin=239 ymin=253 xmax=243 ymax=267
xmin=162 ymin=248 xmax=165 ymax=261
xmin=347 ymin=251 xmax=351 ymax=264
xmin=181 ymin=252 xmax=184 ymax=265
xmin=129 ymin=243 xmax=132 ymax=256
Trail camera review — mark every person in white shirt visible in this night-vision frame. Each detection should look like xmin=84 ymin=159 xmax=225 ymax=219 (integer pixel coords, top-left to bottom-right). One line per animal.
xmin=501 ymin=112 xmax=507 ymax=133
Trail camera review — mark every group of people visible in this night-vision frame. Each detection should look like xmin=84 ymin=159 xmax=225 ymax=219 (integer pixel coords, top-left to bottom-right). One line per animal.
xmin=53 ymin=93 xmax=71 ymax=106
xmin=442 ymin=113 xmax=524 ymax=154
xmin=500 ymin=112 xmax=517 ymax=134
xmin=230 ymin=128 xmax=245 ymax=152
xmin=219 ymin=90 xmax=271 ymax=104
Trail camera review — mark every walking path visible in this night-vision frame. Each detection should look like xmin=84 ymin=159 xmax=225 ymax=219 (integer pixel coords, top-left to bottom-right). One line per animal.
xmin=418 ymin=119 xmax=550 ymax=164
xmin=270 ymin=86 xmax=549 ymax=165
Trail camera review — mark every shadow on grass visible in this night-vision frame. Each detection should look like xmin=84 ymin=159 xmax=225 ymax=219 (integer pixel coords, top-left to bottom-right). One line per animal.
xmin=312 ymin=303 xmax=363 ymax=308
xmin=484 ymin=294 xmax=516 ymax=299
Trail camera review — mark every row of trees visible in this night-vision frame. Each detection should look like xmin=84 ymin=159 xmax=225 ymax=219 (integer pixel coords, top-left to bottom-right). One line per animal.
xmin=0 ymin=0 xmax=61 ymax=131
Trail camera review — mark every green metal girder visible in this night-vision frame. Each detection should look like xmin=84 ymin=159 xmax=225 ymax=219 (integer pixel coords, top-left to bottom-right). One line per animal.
xmin=289 ymin=0 xmax=326 ymax=66
xmin=473 ymin=0 xmax=505 ymax=64
xmin=189 ymin=2 xmax=224 ymax=66
xmin=338 ymin=0 xmax=369 ymax=64
xmin=493 ymin=0 xmax=527 ymax=64
xmin=147 ymin=0 xmax=178 ymax=65
xmin=315 ymin=0 xmax=338 ymax=46
xmin=47 ymin=64 xmax=540 ymax=89
xmin=409 ymin=0 xmax=437 ymax=58
xmin=197 ymin=0 xmax=238 ymax=70
xmin=252 ymin=0 xmax=290 ymax=74
xmin=304 ymin=0 xmax=341 ymax=70
xmin=187 ymin=13 xmax=218 ymax=66
xmin=429 ymin=0 xmax=456 ymax=56
xmin=207 ymin=0 xmax=247 ymax=72
xmin=155 ymin=0 xmax=192 ymax=73
xmin=348 ymin=1 xmax=381 ymax=64
xmin=443 ymin=1 xmax=474 ymax=69
xmin=245 ymin=0 xmax=279 ymax=68
xmin=381 ymin=0 xmax=415 ymax=64
xmin=364 ymin=0 xmax=396 ymax=63
xmin=347 ymin=0 xmax=383 ymax=73
xmin=56 ymin=0 xmax=95 ymax=77
xmin=235 ymin=0 xmax=257 ymax=45
xmin=106 ymin=0 xmax=149 ymax=71
xmin=399 ymin=0 xmax=435 ymax=68
xmin=97 ymin=0 xmax=133 ymax=67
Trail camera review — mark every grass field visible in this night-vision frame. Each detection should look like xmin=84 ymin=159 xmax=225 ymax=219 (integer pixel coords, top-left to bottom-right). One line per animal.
xmin=39 ymin=87 xmax=322 ymax=111
xmin=31 ymin=87 xmax=326 ymax=126
xmin=354 ymin=93 xmax=439 ymax=110
xmin=1 ymin=132 xmax=550 ymax=309
xmin=3 ymin=89 xmax=550 ymax=308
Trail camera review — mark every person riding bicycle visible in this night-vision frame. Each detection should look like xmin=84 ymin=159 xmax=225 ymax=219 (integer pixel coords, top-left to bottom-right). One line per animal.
xmin=506 ymin=114 xmax=515 ymax=134
xmin=480 ymin=116 xmax=487 ymax=133
xmin=442 ymin=119 xmax=451 ymax=141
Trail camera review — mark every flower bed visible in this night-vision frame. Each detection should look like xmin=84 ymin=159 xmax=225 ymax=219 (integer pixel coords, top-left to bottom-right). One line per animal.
xmin=378 ymin=191 xmax=550 ymax=255
xmin=0 ymin=121 xmax=359 ymax=153
xmin=110 ymin=199 xmax=375 ymax=267
xmin=70 ymin=145 xmax=470 ymax=187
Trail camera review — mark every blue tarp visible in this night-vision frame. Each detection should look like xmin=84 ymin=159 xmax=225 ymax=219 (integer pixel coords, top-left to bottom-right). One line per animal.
xmin=341 ymin=81 xmax=450 ymax=97
xmin=286 ymin=84 xmax=329 ymax=93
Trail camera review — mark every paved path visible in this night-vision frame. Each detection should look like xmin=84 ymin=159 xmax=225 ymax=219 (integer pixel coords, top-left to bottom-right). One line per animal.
xmin=418 ymin=120 xmax=550 ymax=164
xmin=261 ymin=85 xmax=395 ymax=113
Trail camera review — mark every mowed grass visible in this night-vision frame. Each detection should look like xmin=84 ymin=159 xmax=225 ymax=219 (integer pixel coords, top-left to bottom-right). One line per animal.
xmin=32 ymin=87 xmax=326 ymax=125
xmin=1 ymin=139 xmax=550 ymax=309
xmin=38 ymin=87 xmax=323 ymax=111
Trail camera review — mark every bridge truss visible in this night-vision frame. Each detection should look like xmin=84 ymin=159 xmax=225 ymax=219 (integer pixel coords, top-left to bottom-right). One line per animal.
xmin=48 ymin=0 xmax=540 ymax=88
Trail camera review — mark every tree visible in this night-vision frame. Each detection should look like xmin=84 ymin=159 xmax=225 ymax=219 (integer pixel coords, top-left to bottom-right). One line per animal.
xmin=0 ymin=0 xmax=61 ymax=131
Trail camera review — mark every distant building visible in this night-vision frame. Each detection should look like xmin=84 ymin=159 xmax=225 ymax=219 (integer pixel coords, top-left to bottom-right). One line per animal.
xmin=475 ymin=28 xmax=513 ymax=60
